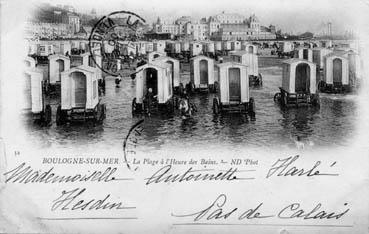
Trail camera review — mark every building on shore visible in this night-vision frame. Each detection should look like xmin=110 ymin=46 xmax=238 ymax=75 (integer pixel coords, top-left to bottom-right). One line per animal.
xmin=152 ymin=12 xmax=276 ymax=41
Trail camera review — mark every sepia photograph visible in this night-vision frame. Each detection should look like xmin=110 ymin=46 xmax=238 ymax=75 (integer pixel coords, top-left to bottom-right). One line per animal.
xmin=0 ymin=0 xmax=368 ymax=233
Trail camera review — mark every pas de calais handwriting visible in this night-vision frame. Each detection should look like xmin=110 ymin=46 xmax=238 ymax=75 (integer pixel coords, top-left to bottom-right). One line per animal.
xmin=266 ymin=155 xmax=339 ymax=178
xmin=172 ymin=194 xmax=350 ymax=222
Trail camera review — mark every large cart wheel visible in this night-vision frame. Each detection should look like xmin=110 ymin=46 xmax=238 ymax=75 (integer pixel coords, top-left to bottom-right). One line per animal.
xmin=56 ymin=105 xmax=66 ymax=126
xmin=44 ymin=104 xmax=52 ymax=125
xmin=213 ymin=98 xmax=219 ymax=114
xmin=273 ymin=92 xmax=281 ymax=102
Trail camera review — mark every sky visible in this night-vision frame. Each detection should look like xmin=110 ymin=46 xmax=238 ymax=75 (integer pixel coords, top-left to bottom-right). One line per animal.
xmin=38 ymin=0 xmax=369 ymax=34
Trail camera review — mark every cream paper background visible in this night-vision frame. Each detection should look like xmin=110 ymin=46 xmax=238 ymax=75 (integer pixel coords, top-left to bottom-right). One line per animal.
xmin=0 ymin=0 xmax=369 ymax=233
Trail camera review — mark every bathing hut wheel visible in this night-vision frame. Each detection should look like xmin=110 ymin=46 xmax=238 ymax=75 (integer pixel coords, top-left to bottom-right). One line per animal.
xmin=273 ymin=92 xmax=281 ymax=102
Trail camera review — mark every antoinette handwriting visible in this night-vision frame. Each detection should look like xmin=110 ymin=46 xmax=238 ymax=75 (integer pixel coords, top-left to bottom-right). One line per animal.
xmin=172 ymin=194 xmax=350 ymax=222
xmin=144 ymin=165 xmax=247 ymax=185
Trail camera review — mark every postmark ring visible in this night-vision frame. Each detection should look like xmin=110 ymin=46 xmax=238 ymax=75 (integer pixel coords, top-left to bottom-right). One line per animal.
xmin=88 ymin=11 xmax=146 ymax=77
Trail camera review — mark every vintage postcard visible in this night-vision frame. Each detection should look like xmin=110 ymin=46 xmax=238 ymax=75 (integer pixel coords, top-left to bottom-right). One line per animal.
xmin=0 ymin=0 xmax=368 ymax=233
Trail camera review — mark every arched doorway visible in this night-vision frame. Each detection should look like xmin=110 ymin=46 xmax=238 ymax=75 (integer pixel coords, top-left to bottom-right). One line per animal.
xmin=72 ymin=71 xmax=86 ymax=108
xmin=333 ymin=58 xmax=342 ymax=84
xmin=295 ymin=63 xmax=310 ymax=93
xmin=56 ymin=59 xmax=65 ymax=82
xmin=199 ymin=59 xmax=208 ymax=85
xmin=248 ymin=46 xmax=254 ymax=53
xmin=144 ymin=67 xmax=158 ymax=96
xmin=228 ymin=67 xmax=241 ymax=102
xmin=303 ymin=49 xmax=309 ymax=60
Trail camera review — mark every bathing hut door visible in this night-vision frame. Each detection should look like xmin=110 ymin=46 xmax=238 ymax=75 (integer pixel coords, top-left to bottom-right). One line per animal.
xmin=333 ymin=58 xmax=342 ymax=84
xmin=199 ymin=59 xmax=208 ymax=85
xmin=303 ymin=49 xmax=309 ymax=60
xmin=248 ymin=46 xmax=254 ymax=54
xmin=145 ymin=68 xmax=158 ymax=96
xmin=73 ymin=72 xmax=87 ymax=108
xmin=295 ymin=63 xmax=310 ymax=93
xmin=56 ymin=59 xmax=65 ymax=82
xmin=228 ymin=68 xmax=241 ymax=102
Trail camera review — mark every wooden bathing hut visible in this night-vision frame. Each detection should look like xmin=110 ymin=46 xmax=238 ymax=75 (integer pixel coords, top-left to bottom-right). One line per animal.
xmin=23 ymin=67 xmax=52 ymax=124
xmin=145 ymin=42 xmax=154 ymax=53
xmin=319 ymin=52 xmax=350 ymax=93
xmin=37 ymin=44 xmax=54 ymax=57
xmin=320 ymin=40 xmax=333 ymax=48
xmin=153 ymin=41 xmax=166 ymax=54
xmin=152 ymin=56 xmax=180 ymax=92
xmin=166 ymin=41 xmax=181 ymax=57
xmin=222 ymin=41 xmax=232 ymax=55
xmin=230 ymin=51 xmax=261 ymax=86
xmin=274 ymin=59 xmax=319 ymax=107
xmin=70 ymin=53 xmax=89 ymax=67
xmin=231 ymin=41 xmax=241 ymax=51
xmin=203 ymin=41 xmax=215 ymax=58
xmin=294 ymin=47 xmax=313 ymax=62
xmin=313 ymin=47 xmax=333 ymax=70
xmin=212 ymin=62 xmax=255 ymax=116
xmin=48 ymin=54 xmax=70 ymax=85
xmin=57 ymin=65 xmax=106 ymax=125
xmin=132 ymin=60 xmax=174 ymax=114
xmin=190 ymin=42 xmax=203 ymax=57
xmin=241 ymin=43 xmax=258 ymax=54
xmin=278 ymin=41 xmax=294 ymax=58
xmin=214 ymin=41 xmax=223 ymax=56
xmin=189 ymin=55 xmax=215 ymax=92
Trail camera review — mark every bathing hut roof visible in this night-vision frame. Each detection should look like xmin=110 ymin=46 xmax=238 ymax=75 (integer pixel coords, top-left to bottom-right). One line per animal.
xmin=48 ymin=54 xmax=69 ymax=60
xmin=153 ymin=55 xmax=178 ymax=63
xmin=294 ymin=46 xmax=311 ymax=50
xmin=313 ymin=47 xmax=331 ymax=51
xmin=216 ymin=61 xmax=247 ymax=68
xmin=229 ymin=50 xmax=249 ymax=56
xmin=190 ymin=55 xmax=211 ymax=61
xmin=25 ymin=67 xmax=43 ymax=74
xmin=61 ymin=65 xmax=96 ymax=75
xmin=282 ymin=58 xmax=315 ymax=66
xmin=326 ymin=51 xmax=351 ymax=58
xmin=142 ymin=60 xmax=172 ymax=70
